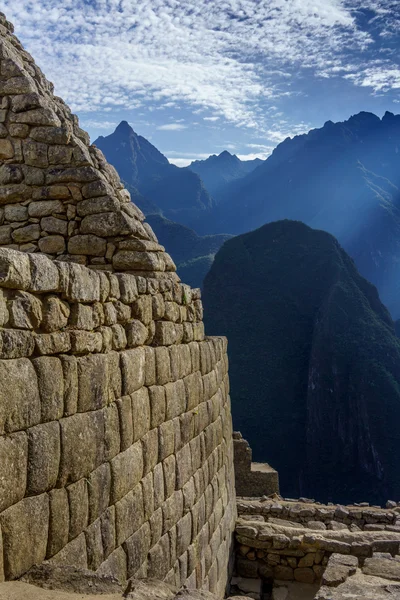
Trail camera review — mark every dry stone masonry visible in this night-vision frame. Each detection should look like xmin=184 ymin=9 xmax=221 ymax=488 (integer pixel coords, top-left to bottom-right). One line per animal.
xmin=0 ymin=13 xmax=236 ymax=598
xmin=232 ymin=495 xmax=400 ymax=599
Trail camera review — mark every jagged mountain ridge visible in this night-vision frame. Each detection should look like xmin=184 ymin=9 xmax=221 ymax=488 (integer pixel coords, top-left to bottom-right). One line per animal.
xmin=203 ymin=219 xmax=400 ymax=504
xmin=187 ymin=150 xmax=262 ymax=196
xmin=200 ymin=111 xmax=400 ymax=317
xmin=94 ymin=122 xmax=214 ymax=228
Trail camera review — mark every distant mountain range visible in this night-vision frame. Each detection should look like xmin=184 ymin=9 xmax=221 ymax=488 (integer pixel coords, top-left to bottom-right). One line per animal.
xmin=187 ymin=151 xmax=262 ymax=197
xmin=200 ymin=111 xmax=400 ymax=316
xmin=94 ymin=121 xmax=213 ymax=229
xmin=203 ymin=220 xmax=400 ymax=504
xmin=94 ymin=122 xmax=260 ymax=286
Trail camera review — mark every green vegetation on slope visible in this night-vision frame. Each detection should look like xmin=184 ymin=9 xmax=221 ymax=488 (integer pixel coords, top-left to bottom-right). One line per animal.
xmin=203 ymin=219 xmax=400 ymax=504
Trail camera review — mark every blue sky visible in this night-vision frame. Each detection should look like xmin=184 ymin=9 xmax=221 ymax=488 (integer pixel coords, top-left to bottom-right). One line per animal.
xmin=3 ymin=0 xmax=400 ymax=165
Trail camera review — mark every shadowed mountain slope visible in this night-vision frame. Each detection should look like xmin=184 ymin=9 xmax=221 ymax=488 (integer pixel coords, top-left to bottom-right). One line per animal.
xmin=203 ymin=219 xmax=400 ymax=504
xmin=201 ymin=112 xmax=400 ymax=317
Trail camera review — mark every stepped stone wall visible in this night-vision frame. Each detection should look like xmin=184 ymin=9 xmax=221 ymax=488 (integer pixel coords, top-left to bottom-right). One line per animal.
xmin=233 ymin=432 xmax=279 ymax=497
xmin=0 ymin=13 xmax=236 ymax=598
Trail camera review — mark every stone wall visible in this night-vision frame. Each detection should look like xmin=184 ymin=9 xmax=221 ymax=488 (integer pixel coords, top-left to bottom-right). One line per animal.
xmin=0 ymin=13 xmax=236 ymax=598
xmin=233 ymin=432 xmax=279 ymax=497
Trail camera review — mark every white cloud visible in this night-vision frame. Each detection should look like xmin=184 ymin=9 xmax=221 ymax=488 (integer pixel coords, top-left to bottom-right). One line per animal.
xmin=168 ymin=153 xmax=211 ymax=167
xmin=81 ymin=120 xmax=118 ymax=130
xmin=157 ymin=123 xmax=188 ymax=131
xmin=237 ymin=152 xmax=270 ymax=161
xmin=3 ymin=0 xmax=400 ymax=132
xmin=204 ymin=116 xmax=220 ymax=121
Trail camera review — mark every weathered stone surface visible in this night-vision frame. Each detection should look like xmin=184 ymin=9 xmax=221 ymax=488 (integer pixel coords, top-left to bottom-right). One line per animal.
xmin=363 ymin=555 xmax=400 ymax=581
xmin=0 ymin=358 xmax=40 ymax=433
xmin=68 ymin=235 xmax=106 ymax=256
xmin=8 ymin=290 xmax=42 ymax=329
xmin=77 ymin=354 xmax=109 ymax=411
xmin=113 ymin=250 xmax=163 ymax=271
xmin=27 ymin=421 xmax=60 ymax=495
xmin=38 ymin=235 xmax=66 ymax=254
xmin=0 ymin=248 xmax=31 ymax=289
xmin=12 ymin=223 xmax=40 ymax=243
xmin=0 ymin=431 xmax=28 ymax=512
xmin=110 ymin=442 xmax=143 ymax=503
xmin=0 ymin=328 xmax=35 ymax=358
xmin=67 ymin=478 xmax=89 ymax=540
xmin=0 ymin=494 xmax=49 ymax=579
xmin=32 ymin=356 xmax=64 ymax=421
xmin=50 ymin=534 xmax=88 ymax=569
xmin=29 ymin=254 xmax=60 ymax=292
xmin=47 ymin=488 xmax=70 ymax=559
xmin=121 ymin=348 xmax=145 ymax=394
xmin=42 ymin=296 xmax=69 ymax=332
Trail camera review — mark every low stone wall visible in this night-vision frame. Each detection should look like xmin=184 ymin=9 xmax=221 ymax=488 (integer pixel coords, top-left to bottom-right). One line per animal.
xmin=0 ymin=248 xmax=236 ymax=597
xmin=233 ymin=433 xmax=279 ymax=498
xmin=232 ymin=497 xmax=400 ymax=598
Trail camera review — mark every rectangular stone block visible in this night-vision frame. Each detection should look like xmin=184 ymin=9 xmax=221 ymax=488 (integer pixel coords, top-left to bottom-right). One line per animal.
xmin=176 ymin=444 xmax=193 ymax=489
xmin=0 ymin=431 xmax=28 ymax=512
xmin=184 ymin=372 xmax=203 ymax=411
xmin=107 ymin=350 xmax=122 ymax=401
xmin=116 ymin=396 xmax=133 ymax=451
xmin=131 ymin=387 xmax=150 ymax=442
xmin=149 ymin=508 xmax=163 ymax=548
xmin=96 ymin=546 xmax=127 ymax=583
xmin=115 ymin=484 xmax=145 ymax=546
xmin=165 ymin=380 xmax=186 ymax=421
xmin=149 ymin=385 xmax=166 ymax=429
xmin=147 ymin=534 xmax=170 ymax=580
xmin=177 ymin=512 xmax=193 ymax=557
xmin=144 ymin=346 xmax=156 ymax=386
xmin=120 ymin=348 xmax=145 ymax=395
xmin=0 ymin=329 xmax=35 ymax=359
xmin=77 ymin=354 xmax=109 ymax=412
xmin=0 ymin=358 xmax=40 ymax=434
xmin=142 ymin=428 xmax=158 ymax=475
xmin=32 ymin=356 xmax=64 ymax=422
xmin=67 ymin=478 xmax=89 ymax=541
xmin=154 ymin=347 xmax=172 ymax=385
xmin=100 ymin=505 xmax=116 ymax=560
xmin=110 ymin=441 xmax=143 ymax=504
xmin=27 ymin=421 xmax=60 ymax=495
xmin=46 ymin=488 xmax=69 ymax=559
xmin=103 ymin=403 xmax=120 ymax=461
xmin=159 ymin=420 xmax=175 ymax=461
xmin=153 ymin=463 xmax=165 ymax=510
xmin=85 ymin=518 xmax=104 ymax=571
xmin=60 ymin=355 xmax=78 ymax=416
xmin=163 ymin=490 xmax=183 ymax=534
xmin=58 ymin=410 xmax=105 ymax=486
xmin=123 ymin=522 xmax=151 ymax=578
xmin=141 ymin=472 xmax=154 ymax=522
xmin=0 ymin=494 xmax=49 ymax=579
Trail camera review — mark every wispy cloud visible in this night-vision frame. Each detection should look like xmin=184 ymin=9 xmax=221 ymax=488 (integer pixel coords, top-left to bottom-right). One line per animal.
xmin=4 ymin=0 xmax=400 ymax=133
xmin=157 ymin=123 xmax=188 ymax=131
xmin=204 ymin=116 xmax=220 ymax=122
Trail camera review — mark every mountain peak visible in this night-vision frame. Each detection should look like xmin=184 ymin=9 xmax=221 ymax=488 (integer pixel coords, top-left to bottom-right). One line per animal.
xmin=115 ymin=120 xmax=135 ymax=135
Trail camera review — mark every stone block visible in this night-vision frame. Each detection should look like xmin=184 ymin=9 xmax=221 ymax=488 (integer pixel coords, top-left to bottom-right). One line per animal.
xmin=81 ymin=212 xmax=133 ymax=237
xmin=0 ymin=358 xmax=40 ymax=433
xmin=154 ymin=321 xmax=177 ymax=346
xmin=110 ymin=441 xmax=143 ymax=503
xmin=294 ymin=567 xmax=315 ymax=583
xmin=27 ymin=421 xmax=60 ymax=495
xmin=141 ymin=472 xmax=154 ymax=521
xmin=70 ymin=330 xmax=103 ymax=354
xmin=120 ymin=348 xmax=145 ymax=395
xmin=32 ymin=356 xmax=64 ymax=421
xmin=85 ymin=519 xmax=104 ymax=571
xmin=113 ymin=250 xmax=162 ymax=272
xmin=100 ymin=505 xmax=116 ymax=560
xmin=77 ymin=195 xmax=120 ymax=216
xmin=123 ymin=522 xmax=151 ymax=578
xmin=115 ymin=273 xmax=138 ymax=303
xmin=0 ymin=494 xmax=49 ymax=579
xmin=35 ymin=332 xmax=71 ymax=355
xmin=28 ymin=254 xmax=60 ymax=292
xmin=96 ymin=546 xmax=127 ymax=583
xmin=131 ymin=387 xmax=150 ymax=441
xmin=154 ymin=462 xmax=165 ymax=510
xmin=165 ymin=380 xmax=186 ymax=420
xmin=155 ymin=346 xmax=172 ymax=384
xmin=177 ymin=512 xmax=192 ymax=557
xmin=103 ymin=403 xmax=120 ymax=461
xmin=77 ymin=353 xmax=109 ymax=412
xmin=38 ymin=235 xmax=66 ymax=254
xmin=60 ymin=261 xmax=101 ymax=303
xmin=58 ymin=410 xmax=105 ymax=486
xmin=68 ymin=234 xmax=107 ymax=256
xmin=159 ymin=420 xmax=175 ymax=461
xmin=125 ymin=320 xmax=148 ymax=348
xmin=176 ymin=443 xmax=193 ymax=489
xmin=8 ymin=291 xmax=42 ymax=329
xmin=147 ymin=535 xmax=170 ymax=580
xmin=163 ymin=490 xmax=183 ymax=534
xmin=116 ymin=395 xmax=134 ymax=451
xmin=67 ymin=478 xmax=89 ymax=540
xmin=28 ymin=199 xmax=63 ymax=217
xmin=0 ymin=431 xmax=28 ymax=512
xmin=142 ymin=428 xmax=159 ymax=475
xmin=60 ymin=355 xmax=78 ymax=416
xmin=86 ymin=462 xmax=111 ymax=524
xmin=131 ymin=295 xmax=152 ymax=325
xmin=50 ymin=533 xmax=88 ymax=569
xmin=12 ymin=223 xmax=40 ymax=243
xmin=46 ymin=488 xmax=70 ymax=559
xmin=149 ymin=385 xmax=166 ymax=429
xmin=115 ymin=484 xmax=145 ymax=546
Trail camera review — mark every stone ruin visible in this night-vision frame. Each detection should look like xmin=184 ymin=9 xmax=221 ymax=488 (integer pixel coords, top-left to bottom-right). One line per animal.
xmin=0 ymin=11 xmax=236 ymax=598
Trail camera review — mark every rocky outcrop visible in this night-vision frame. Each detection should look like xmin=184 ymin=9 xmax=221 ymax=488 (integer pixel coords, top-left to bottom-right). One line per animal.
xmin=0 ymin=13 xmax=236 ymax=598
xmin=203 ymin=220 xmax=400 ymax=504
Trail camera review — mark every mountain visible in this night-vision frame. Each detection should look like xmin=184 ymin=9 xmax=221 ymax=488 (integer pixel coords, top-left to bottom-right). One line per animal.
xmin=146 ymin=214 xmax=232 ymax=288
xmin=200 ymin=112 xmax=400 ymax=317
xmin=187 ymin=151 xmax=263 ymax=197
xmin=94 ymin=122 xmax=213 ymax=228
xmin=203 ymin=220 xmax=400 ymax=504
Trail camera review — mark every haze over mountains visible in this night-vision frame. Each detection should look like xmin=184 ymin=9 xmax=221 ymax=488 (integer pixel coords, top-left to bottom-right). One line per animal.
xmin=203 ymin=220 xmax=400 ymax=504
xmin=94 ymin=112 xmax=400 ymax=318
